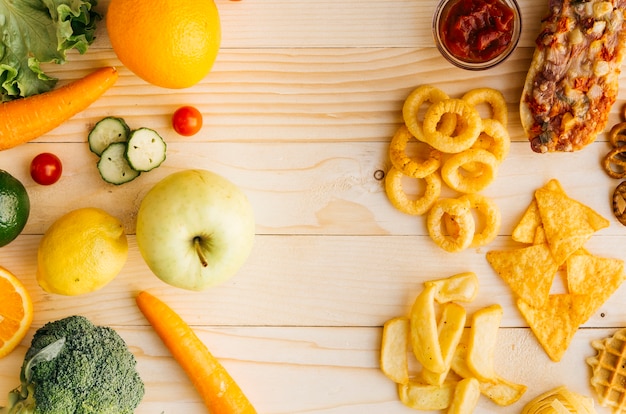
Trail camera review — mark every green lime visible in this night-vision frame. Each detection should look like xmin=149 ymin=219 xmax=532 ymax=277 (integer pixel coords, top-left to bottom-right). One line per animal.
xmin=0 ymin=170 xmax=30 ymax=247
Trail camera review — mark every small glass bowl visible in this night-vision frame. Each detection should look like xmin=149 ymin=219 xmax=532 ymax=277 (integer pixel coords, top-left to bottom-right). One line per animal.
xmin=432 ymin=0 xmax=522 ymax=70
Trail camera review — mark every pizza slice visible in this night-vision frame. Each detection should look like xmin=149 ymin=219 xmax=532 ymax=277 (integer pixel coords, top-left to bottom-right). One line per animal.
xmin=520 ymin=0 xmax=626 ymax=153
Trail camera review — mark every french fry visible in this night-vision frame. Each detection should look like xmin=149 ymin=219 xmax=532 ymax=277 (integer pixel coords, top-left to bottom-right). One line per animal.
xmin=422 ymin=302 xmax=466 ymax=386
xmin=427 ymin=272 xmax=479 ymax=303
xmin=398 ymin=381 xmax=456 ymax=410
xmin=410 ymin=284 xmax=445 ymax=373
xmin=380 ymin=317 xmax=409 ymax=384
xmin=467 ymin=304 xmax=503 ymax=382
xmin=451 ymin=342 xmax=527 ymax=406
xmin=448 ymin=377 xmax=481 ymax=414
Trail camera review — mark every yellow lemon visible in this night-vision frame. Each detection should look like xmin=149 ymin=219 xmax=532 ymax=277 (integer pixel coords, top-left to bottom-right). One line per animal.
xmin=106 ymin=0 xmax=221 ymax=89
xmin=37 ymin=208 xmax=128 ymax=296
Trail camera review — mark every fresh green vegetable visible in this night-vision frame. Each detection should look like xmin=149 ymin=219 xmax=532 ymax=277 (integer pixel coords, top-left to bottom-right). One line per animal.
xmin=88 ymin=118 xmax=167 ymax=185
xmin=0 ymin=315 xmax=144 ymax=414
xmin=126 ymin=128 xmax=167 ymax=172
xmin=0 ymin=0 xmax=100 ymax=101
xmin=88 ymin=116 xmax=131 ymax=156
xmin=97 ymin=142 xmax=141 ymax=185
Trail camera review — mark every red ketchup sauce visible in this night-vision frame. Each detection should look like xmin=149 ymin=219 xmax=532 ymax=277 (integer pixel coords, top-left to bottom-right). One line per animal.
xmin=440 ymin=0 xmax=515 ymax=63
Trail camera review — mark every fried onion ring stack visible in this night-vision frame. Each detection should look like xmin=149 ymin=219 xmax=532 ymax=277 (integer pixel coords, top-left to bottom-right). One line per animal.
xmin=385 ymin=85 xmax=510 ymax=252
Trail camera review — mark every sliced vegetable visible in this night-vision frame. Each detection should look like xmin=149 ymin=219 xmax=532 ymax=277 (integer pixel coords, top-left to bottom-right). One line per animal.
xmin=0 ymin=66 xmax=119 ymax=151
xmin=97 ymin=142 xmax=140 ymax=185
xmin=88 ymin=116 xmax=131 ymax=156
xmin=136 ymin=291 xmax=257 ymax=414
xmin=126 ymin=128 xmax=167 ymax=172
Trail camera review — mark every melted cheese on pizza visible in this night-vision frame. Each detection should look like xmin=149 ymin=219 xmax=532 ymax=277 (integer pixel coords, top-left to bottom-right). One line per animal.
xmin=520 ymin=0 xmax=626 ymax=152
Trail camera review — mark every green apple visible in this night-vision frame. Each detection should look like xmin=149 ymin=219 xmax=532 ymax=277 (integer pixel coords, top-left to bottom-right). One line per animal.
xmin=136 ymin=169 xmax=255 ymax=291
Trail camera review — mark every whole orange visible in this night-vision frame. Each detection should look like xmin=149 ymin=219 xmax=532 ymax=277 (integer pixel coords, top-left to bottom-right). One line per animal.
xmin=106 ymin=0 xmax=221 ymax=89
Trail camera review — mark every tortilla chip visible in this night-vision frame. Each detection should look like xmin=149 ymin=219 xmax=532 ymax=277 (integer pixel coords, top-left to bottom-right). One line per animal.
xmin=517 ymin=294 xmax=592 ymax=362
xmin=511 ymin=180 xmax=566 ymax=245
xmin=567 ymin=253 xmax=625 ymax=323
xmin=512 ymin=200 xmax=541 ymax=244
xmin=486 ymin=244 xmax=558 ymax=308
xmin=534 ymin=187 xmax=609 ymax=264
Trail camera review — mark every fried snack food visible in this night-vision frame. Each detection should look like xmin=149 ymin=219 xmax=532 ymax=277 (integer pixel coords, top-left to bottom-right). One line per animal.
xmin=380 ymin=273 xmax=526 ymax=411
xmin=462 ymin=87 xmax=508 ymax=127
xmin=403 ymin=84 xmax=455 ymax=140
xmin=587 ymin=328 xmax=626 ymax=413
xmin=384 ymin=167 xmax=441 ymax=215
xmin=466 ymin=304 xmax=503 ymax=382
xmin=519 ymin=0 xmax=626 ymax=153
xmin=420 ymin=99 xmax=482 ymax=154
xmin=380 ymin=317 xmax=410 ymax=385
xmin=613 ymin=181 xmax=626 ymax=225
xmin=386 ymin=85 xmax=509 ymax=252
xmin=460 ymin=193 xmax=501 ymax=248
xmin=608 ymin=122 xmax=626 ymax=148
xmin=441 ymin=148 xmax=499 ymax=194
xmin=426 ymin=197 xmax=475 ymax=253
xmin=389 ymin=125 xmax=442 ymax=178
xmin=521 ymin=386 xmax=597 ymax=413
xmin=487 ymin=179 xmax=624 ymax=361
xmin=602 ymin=146 xmax=626 ymax=179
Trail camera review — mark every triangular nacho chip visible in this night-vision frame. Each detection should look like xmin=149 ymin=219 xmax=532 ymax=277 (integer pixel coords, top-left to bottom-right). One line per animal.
xmin=512 ymin=200 xmax=541 ymax=244
xmin=486 ymin=244 xmax=558 ymax=308
xmin=535 ymin=187 xmax=609 ymax=264
xmin=567 ymin=253 xmax=625 ymax=323
xmin=517 ymin=294 xmax=592 ymax=362
xmin=511 ymin=179 xmax=565 ymax=245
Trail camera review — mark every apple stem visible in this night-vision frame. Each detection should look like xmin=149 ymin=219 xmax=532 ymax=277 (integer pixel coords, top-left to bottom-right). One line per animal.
xmin=194 ymin=237 xmax=209 ymax=267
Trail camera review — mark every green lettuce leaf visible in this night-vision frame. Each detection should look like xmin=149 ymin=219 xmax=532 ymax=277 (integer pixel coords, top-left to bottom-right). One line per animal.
xmin=0 ymin=0 xmax=100 ymax=101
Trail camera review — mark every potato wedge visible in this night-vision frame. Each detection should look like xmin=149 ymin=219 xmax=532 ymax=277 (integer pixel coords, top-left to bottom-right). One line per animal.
xmin=422 ymin=302 xmax=466 ymax=386
xmin=451 ymin=342 xmax=527 ymax=406
xmin=448 ymin=377 xmax=481 ymax=414
xmin=427 ymin=272 xmax=479 ymax=303
xmin=410 ymin=284 xmax=445 ymax=373
xmin=467 ymin=304 xmax=503 ymax=382
xmin=380 ymin=317 xmax=409 ymax=384
xmin=398 ymin=381 xmax=456 ymax=410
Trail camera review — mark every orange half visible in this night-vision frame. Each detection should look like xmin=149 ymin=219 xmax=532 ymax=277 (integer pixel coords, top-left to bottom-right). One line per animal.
xmin=0 ymin=266 xmax=33 ymax=358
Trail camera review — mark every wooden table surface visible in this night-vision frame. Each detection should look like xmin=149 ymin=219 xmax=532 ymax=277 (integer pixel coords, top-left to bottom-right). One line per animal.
xmin=1 ymin=0 xmax=626 ymax=412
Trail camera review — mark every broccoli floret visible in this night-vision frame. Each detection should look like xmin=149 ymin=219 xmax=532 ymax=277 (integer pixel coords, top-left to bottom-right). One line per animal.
xmin=0 ymin=316 xmax=144 ymax=414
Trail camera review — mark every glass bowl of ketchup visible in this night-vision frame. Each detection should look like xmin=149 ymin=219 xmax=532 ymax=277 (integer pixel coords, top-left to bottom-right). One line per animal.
xmin=433 ymin=0 xmax=521 ymax=70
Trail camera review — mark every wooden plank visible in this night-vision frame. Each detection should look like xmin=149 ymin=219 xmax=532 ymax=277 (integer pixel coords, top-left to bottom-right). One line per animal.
xmin=1 ymin=233 xmax=624 ymax=328
xmin=0 ymin=326 xmax=615 ymax=413
xmin=0 ymin=141 xmax=620 ymax=236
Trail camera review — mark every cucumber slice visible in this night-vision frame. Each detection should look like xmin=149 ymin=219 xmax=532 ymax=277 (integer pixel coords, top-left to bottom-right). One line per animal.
xmin=126 ymin=128 xmax=167 ymax=172
xmin=97 ymin=142 xmax=140 ymax=185
xmin=88 ymin=117 xmax=131 ymax=156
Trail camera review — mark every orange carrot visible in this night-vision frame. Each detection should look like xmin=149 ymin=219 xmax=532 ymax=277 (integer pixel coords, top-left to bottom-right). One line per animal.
xmin=0 ymin=66 xmax=118 ymax=151
xmin=136 ymin=291 xmax=257 ymax=414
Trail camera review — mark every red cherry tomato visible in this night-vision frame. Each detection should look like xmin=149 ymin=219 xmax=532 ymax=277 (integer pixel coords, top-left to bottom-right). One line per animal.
xmin=30 ymin=152 xmax=63 ymax=185
xmin=172 ymin=106 xmax=203 ymax=136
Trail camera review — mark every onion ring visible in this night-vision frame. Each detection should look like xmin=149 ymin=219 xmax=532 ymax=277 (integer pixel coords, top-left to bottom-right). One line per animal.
xmin=389 ymin=125 xmax=442 ymax=178
xmin=421 ymin=99 xmax=482 ymax=153
xmin=384 ymin=167 xmax=441 ymax=216
xmin=473 ymin=119 xmax=510 ymax=164
xmin=459 ymin=193 xmax=501 ymax=248
xmin=603 ymin=146 xmax=626 ymax=179
xmin=402 ymin=85 xmax=456 ymax=140
xmin=441 ymin=149 xmax=499 ymax=193
xmin=464 ymin=119 xmax=510 ymax=174
xmin=462 ymin=88 xmax=508 ymax=127
xmin=608 ymin=121 xmax=626 ymax=148
xmin=427 ymin=197 xmax=475 ymax=252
